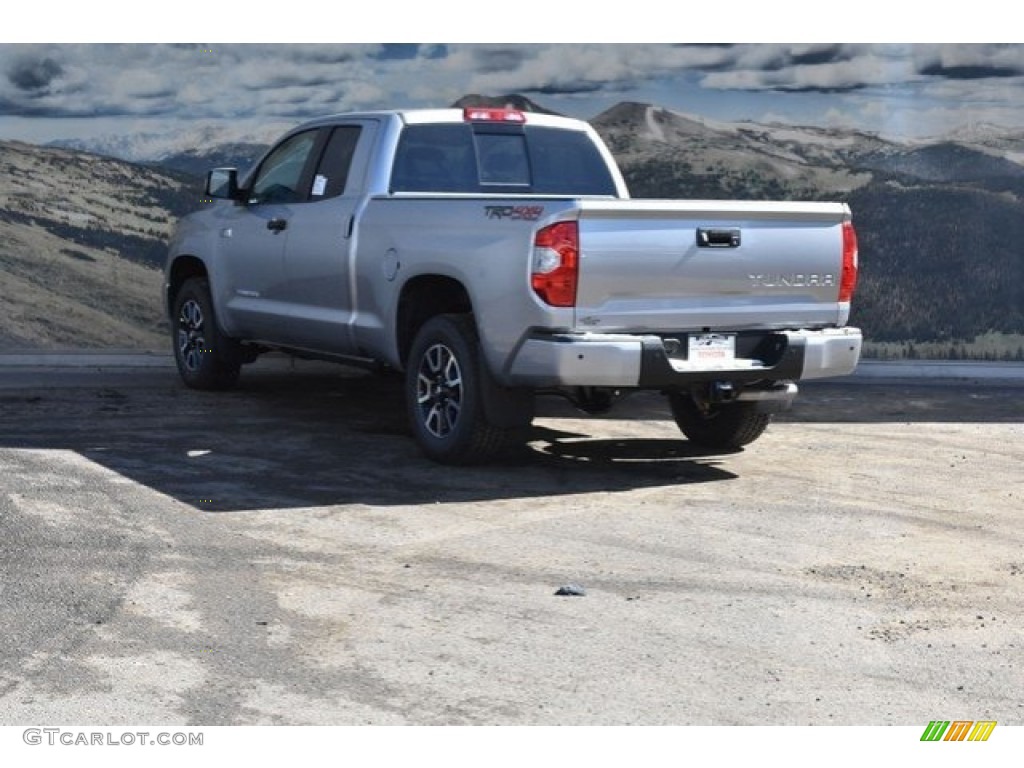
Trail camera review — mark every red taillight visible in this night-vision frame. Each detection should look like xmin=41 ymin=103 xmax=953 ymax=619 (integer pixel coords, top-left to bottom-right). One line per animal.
xmin=463 ymin=107 xmax=527 ymax=124
xmin=840 ymin=220 xmax=858 ymax=303
xmin=531 ymin=221 xmax=578 ymax=307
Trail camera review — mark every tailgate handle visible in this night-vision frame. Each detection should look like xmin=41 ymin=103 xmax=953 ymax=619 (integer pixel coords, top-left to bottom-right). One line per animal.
xmin=697 ymin=228 xmax=740 ymax=248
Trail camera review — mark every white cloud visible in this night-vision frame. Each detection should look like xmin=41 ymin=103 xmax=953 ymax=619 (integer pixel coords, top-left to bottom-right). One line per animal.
xmin=913 ymin=44 xmax=1024 ymax=74
xmin=453 ymin=44 xmax=726 ymax=95
xmin=3 ymin=43 xmax=1024 ymax=147
xmin=703 ymin=47 xmax=920 ymax=91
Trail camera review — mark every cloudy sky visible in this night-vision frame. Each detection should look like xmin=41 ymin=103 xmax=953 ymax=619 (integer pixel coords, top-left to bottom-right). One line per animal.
xmin=2 ymin=43 xmax=1023 ymax=154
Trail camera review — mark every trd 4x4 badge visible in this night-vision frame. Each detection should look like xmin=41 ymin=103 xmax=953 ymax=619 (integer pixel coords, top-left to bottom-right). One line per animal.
xmin=484 ymin=205 xmax=544 ymax=221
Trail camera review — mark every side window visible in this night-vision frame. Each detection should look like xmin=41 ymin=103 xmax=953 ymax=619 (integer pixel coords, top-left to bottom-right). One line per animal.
xmin=250 ymin=130 xmax=319 ymax=204
xmin=310 ymin=126 xmax=362 ymax=200
xmin=391 ymin=124 xmax=477 ymax=193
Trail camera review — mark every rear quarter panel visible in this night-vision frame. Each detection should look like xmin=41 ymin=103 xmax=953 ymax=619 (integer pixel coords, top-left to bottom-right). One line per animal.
xmin=353 ymin=196 xmax=579 ymax=372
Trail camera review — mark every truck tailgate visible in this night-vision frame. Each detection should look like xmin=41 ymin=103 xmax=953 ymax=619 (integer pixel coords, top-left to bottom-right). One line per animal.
xmin=574 ymin=199 xmax=851 ymax=332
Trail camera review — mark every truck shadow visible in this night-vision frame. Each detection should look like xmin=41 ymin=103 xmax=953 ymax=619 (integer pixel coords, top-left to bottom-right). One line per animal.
xmin=532 ymin=380 xmax=1024 ymax=425
xmin=0 ymin=367 xmax=737 ymax=513
xmin=15 ymin=363 xmax=1015 ymax=514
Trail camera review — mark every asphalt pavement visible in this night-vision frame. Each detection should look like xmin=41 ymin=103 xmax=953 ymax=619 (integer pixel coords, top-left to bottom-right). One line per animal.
xmin=1 ymin=357 xmax=1021 ymax=725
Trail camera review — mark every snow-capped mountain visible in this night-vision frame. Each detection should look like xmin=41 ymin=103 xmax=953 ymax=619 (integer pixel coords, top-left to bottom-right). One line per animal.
xmin=47 ymin=121 xmax=288 ymax=165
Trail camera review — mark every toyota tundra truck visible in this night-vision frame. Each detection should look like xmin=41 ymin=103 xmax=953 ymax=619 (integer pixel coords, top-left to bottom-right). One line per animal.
xmin=164 ymin=107 xmax=861 ymax=464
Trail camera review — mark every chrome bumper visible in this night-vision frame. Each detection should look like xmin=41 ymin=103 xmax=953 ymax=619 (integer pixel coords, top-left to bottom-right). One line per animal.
xmin=505 ymin=327 xmax=862 ymax=387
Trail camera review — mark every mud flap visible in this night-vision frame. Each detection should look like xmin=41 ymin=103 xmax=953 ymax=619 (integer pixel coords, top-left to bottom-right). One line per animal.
xmin=479 ymin=357 xmax=535 ymax=429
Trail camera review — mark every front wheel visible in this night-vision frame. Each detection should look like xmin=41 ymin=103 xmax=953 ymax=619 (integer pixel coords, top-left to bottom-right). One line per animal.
xmin=668 ymin=393 xmax=772 ymax=449
xmin=171 ymin=277 xmax=241 ymax=390
xmin=405 ymin=314 xmax=511 ymax=464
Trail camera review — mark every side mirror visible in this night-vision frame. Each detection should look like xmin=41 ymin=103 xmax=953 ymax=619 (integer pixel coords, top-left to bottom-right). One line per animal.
xmin=205 ymin=168 xmax=240 ymax=201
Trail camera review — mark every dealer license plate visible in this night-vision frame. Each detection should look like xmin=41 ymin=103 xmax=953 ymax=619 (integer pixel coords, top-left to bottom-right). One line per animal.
xmin=688 ymin=333 xmax=736 ymax=363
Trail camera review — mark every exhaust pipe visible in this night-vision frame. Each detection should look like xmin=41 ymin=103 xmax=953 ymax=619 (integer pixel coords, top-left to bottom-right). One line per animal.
xmin=736 ymin=382 xmax=798 ymax=412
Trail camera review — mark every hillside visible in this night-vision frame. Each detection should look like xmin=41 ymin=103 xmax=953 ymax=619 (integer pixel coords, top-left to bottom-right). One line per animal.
xmin=593 ymin=102 xmax=879 ymax=200
xmin=451 ymin=93 xmax=560 ymax=115
xmin=0 ymin=140 xmax=200 ymax=351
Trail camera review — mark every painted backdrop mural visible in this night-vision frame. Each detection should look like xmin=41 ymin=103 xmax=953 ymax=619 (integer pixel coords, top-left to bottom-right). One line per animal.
xmin=1 ymin=44 xmax=1022 ymax=357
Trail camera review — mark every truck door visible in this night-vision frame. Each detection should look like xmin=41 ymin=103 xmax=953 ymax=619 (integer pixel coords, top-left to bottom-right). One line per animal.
xmin=217 ymin=128 xmax=322 ymax=343
xmin=276 ymin=121 xmax=378 ymax=352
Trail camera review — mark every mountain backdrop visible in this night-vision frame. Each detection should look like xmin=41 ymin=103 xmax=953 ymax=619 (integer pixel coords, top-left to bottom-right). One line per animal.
xmin=0 ymin=140 xmax=197 ymax=350
xmin=2 ymin=94 xmax=1023 ymax=358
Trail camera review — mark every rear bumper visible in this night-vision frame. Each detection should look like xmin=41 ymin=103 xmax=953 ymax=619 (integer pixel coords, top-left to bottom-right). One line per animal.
xmin=505 ymin=327 xmax=862 ymax=387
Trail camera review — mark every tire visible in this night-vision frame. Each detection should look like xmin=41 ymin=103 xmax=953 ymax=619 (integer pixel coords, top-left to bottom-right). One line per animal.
xmin=668 ymin=393 xmax=772 ymax=449
xmin=405 ymin=314 xmax=510 ymax=464
xmin=171 ymin=277 xmax=241 ymax=390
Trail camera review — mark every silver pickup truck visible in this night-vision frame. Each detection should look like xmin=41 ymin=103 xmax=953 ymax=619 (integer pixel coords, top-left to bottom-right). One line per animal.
xmin=165 ymin=107 xmax=861 ymax=464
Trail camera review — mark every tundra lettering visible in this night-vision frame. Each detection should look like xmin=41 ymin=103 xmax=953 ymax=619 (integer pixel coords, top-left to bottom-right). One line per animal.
xmin=749 ymin=273 xmax=837 ymax=288
xmin=165 ymin=107 xmax=862 ymax=464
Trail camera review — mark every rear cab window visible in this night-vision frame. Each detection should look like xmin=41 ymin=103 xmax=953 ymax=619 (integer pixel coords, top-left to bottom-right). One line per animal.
xmin=390 ymin=122 xmax=616 ymax=196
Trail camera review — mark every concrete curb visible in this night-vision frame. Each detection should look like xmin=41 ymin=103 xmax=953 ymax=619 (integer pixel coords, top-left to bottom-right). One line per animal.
xmin=0 ymin=353 xmax=175 ymax=368
xmin=851 ymin=360 xmax=1024 ymax=383
xmin=1 ymin=354 xmax=1023 ymax=382
xmin=0 ymin=352 xmax=337 ymax=373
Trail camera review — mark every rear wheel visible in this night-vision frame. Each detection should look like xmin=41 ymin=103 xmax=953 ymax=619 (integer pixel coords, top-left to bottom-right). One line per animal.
xmin=406 ymin=314 xmax=511 ymax=464
xmin=171 ymin=277 xmax=241 ymax=390
xmin=668 ymin=393 xmax=772 ymax=449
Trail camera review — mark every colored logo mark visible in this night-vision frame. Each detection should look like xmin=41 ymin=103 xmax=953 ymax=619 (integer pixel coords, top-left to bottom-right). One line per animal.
xmin=921 ymin=720 xmax=996 ymax=742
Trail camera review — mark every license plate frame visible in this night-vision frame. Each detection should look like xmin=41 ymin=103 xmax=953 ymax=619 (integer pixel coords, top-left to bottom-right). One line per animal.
xmin=688 ymin=333 xmax=737 ymax=363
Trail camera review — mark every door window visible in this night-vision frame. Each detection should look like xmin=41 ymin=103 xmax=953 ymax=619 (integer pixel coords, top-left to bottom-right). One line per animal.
xmin=310 ymin=126 xmax=362 ymax=199
xmin=250 ymin=130 xmax=319 ymax=204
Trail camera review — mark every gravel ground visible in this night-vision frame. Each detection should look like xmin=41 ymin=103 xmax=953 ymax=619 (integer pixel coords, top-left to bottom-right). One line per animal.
xmin=0 ymin=363 xmax=1021 ymax=725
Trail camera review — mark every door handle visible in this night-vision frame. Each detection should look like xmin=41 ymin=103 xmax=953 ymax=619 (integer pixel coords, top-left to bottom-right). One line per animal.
xmin=696 ymin=228 xmax=740 ymax=248
xmin=267 ymin=218 xmax=288 ymax=232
